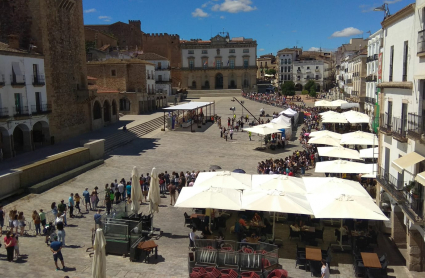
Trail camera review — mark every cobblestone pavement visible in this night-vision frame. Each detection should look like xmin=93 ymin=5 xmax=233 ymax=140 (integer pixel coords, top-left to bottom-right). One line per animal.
xmin=0 ymin=95 xmax=422 ymax=278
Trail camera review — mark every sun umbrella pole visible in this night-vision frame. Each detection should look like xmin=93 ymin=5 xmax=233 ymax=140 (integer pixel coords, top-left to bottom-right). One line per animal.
xmin=272 ymin=212 xmax=276 ymax=240
xmin=340 ymin=218 xmax=344 ymax=251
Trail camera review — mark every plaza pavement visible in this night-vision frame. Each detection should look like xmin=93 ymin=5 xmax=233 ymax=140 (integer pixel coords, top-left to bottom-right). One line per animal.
xmin=0 ymin=95 xmax=420 ymax=278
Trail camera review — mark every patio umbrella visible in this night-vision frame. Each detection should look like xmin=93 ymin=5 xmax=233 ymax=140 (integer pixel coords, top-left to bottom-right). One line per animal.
xmin=308 ymin=135 xmax=341 ymax=146
xmin=194 ymin=171 xmax=251 ymax=190
xmin=302 ymin=177 xmax=370 ymax=197
xmin=175 ymin=186 xmax=242 ymax=211
xmin=340 ymin=131 xmax=378 ymax=146
xmin=319 ymin=111 xmax=340 ymax=117
xmin=92 ymin=228 xmax=106 ymax=278
xmin=307 ymin=193 xmax=388 ymax=250
xmin=359 ymin=147 xmax=379 ymax=159
xmin=252 ymin=174 xmax=306 ymax=194
xmin=233 ymin=169 xmax=246 ymax=173
xmin=315 ymin=160 xmax=373 ymax=174
xmin=242 ymin=189 xmax=313 ymax=239
xmin=342 ymin=111 xmax=370 ymax=124
xmin=321 ymin=114 xmax=348 ymax=124
xmin=317 ymin=146 xmax=361 ymax=160
xmin=209 ymin=165 xmax=222 ymax=170
xmin=329 ymin=100 xmax=348 ymax=107
xmin=309 ymin=130 xmax=342 ymax=139
xmin=130 ymin=166 xmax=143 ymax=215
xmin=314 ymin=100 xmax=332 ymax=107
xmin=147 ymin=167 xmax=161 ymax=214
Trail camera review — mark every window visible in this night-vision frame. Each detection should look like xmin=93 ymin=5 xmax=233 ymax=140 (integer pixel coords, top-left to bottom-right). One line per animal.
xmin=111 ymin=69 xmax=116 ymax=77
xmin=288 ymin=59 xmax=291 ymax=64
xmin=389 ymin=45 xmax=394 ymax=81
xmin=284 ymin=66 xmax=287 ymax=73
xmin=316 ymin=75 xmax=319 ymax=80
xmin=243 ymin=49 xmax=249 ymax=53
xmin=157 ymin=62 xmax=162 ymax=69
xmin=297 ymin=76 xmax=300 ymax=81
xmin=216 ymin=49 xmax=220 ymax=55
xmin=35 ymin=92 xmax=41 ymax=111
xmin=230 ymin=59 xmax=235 ymax=69
xmin=188 ymin=50 xmax=194 ymax=54
xmin=14 ymin=93 xmax=21 ymax=113
xmin=403 ymin=41 xmax=408 ymax=81
xmin=189 ymin=60 xmax=194 ymax=69
xmin=229 ymin=49 xmax=235 ymax=53
xmin=281 ymin=59 xmax=284 ymax=64
xmin=307 ymin=67 xmax=310 ymax=70
xmin=281 ymin=67 xmax=283 ymax=73
xmin=316 ymin=66 xmax=319 ymax=69
xmin=284 ymin=59 xmax=287 ymax=64
xmin=260 ymin=62 xmax=263 ymax=67
xmin=265 ymin=62 xmax=268 ymax=67
xmin=202 ymin=50 xmax=208 ymax=54
xmin=387 ymin=101 xmax=393 ymax=121
xmin=243 ymin=59 xmax=249 ymax=68
xmin=216 ymin=60 xmax=222 ymax=69
xmin=158 ymin=75 xmax=162 ymax=81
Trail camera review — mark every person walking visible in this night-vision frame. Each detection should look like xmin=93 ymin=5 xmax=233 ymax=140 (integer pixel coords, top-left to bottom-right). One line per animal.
xmin=229 ymin=128 xmax=233 ymax=140
xmin=68 ymin=193 xmax=74 ymax=218
xmin=17 ymin=212 xmax=25 ymax=236
xmin=56 ymin=216 xmax=65 ymax=246
xmin=32 ymin=210 xmax=41 ymax=236
xmin=82 ymin=188 xmax=91 ymax=211
xmin=105 ymin=191 xmax=112 ymax=215
xmin=4 ymin=231 xmax=15 ymax=262
xmin=248 ymin=131 xmax=252 ymax=141
xmin=90 ymin=191 xmax=98 ymax=211
xmin=57 ymin=200 xmax=67 ymax=226
xmin=169 ymin=182 xmax=176 ymax=206
xmin=224 ymin=130 xmax=228 ymax=141
xmin=39 ymin=209 xmax=46 ymax=229
xmin=74 ymin=193 xmax=81 ymax=214
xmin=50 ymin=235 xmax=65 ymax=271
xmin=126 ymin=182 xmax=132 ymax=200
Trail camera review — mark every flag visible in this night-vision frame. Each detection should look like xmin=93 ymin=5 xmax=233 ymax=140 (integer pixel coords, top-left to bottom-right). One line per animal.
xmin=204 ymin=60 xmax=208 ymax=66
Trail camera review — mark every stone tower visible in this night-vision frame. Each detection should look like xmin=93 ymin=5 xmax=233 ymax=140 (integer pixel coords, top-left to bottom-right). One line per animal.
xmin=0 ymin=0 xmax=91 ymax=142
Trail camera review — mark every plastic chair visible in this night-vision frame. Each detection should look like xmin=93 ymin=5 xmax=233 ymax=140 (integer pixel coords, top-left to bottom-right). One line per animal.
xmin=184 ymin=212 xmax=192 ymax=227
xmin=241 ymin=272 xmax=260 ymax=278
xmin=266 ymin=269 xmax=288 ymax=278
xmin=204 ymin=267 xmax=220 ymax=278
xmin=190 ymin=267 xmax=206 ymax=278
xmin=220 ymin=269 xmax=238 ymax=278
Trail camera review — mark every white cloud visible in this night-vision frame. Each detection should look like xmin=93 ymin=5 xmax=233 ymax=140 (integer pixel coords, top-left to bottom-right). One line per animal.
xmin=308 ymin=47 xmax=320 ymax=51
xmin=84 ymin=8 xmax=96 ymax=13
xmin=192 ymin=8 xmax=209 ymax=18
xmin=331 ymin=27 xmax=363 ymax=38
xmin=212 ymin=0 xmax=257 ymax=13
xmin=220 ymin=16 xmax=225 ymax=19
xmin=98 ymin=16 xmax=112 ymax=22
xmin=259 ymin=48 xmax=265 ymax=51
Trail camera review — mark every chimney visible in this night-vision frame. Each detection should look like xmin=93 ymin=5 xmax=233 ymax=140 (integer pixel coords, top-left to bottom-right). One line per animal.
xmin=8 ymin=35 xmax=20 ymax=50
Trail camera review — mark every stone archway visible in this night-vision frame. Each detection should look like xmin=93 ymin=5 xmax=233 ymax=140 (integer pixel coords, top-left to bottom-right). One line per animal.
xmin=316 ymin=84 xmax=321 ymax=92
xmin=0 ymin=127 xmax=12 ymax=159
xmin=103 ymin=100 xmax=111 ymax=122
xmin=13 ymin=124 xmax=31 ymax=154
xmin=215 ymin=73 xmax=223 ymax=89
xmin=228 ymin=74 xmax=236 ymax=89
xmin=192 ymin=80 xmax=196 ymax=89
xmin=93 ymin=101 xmax=102 ymax=120
xmin=119 ymin=98 xmax=130 ymax=111
xmin=32 ymin=121 xmax=50 ymax=148
xmin=295 ymin=83 xmax=303 ymax=91
xmin=243 ymin=73 xmax=250 ymax=88
xmin=112 ymin=100 xmax=117 ymax=116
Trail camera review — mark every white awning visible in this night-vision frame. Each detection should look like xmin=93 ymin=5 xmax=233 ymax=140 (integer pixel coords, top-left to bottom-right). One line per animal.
xmin=391 ymin=152 xmax=425 ymax=173
xmin=162 ymin=102 xmax=214 ymax=111
xmin=415 ymin=171 xmax=425 ymax=185
xmin=12 ymin=62 xmax=23 ymax=75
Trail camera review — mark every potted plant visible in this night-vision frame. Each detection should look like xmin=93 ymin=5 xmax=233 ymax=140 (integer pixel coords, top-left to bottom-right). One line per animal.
xmin=405 ymin=181 xmax=417 ymax=194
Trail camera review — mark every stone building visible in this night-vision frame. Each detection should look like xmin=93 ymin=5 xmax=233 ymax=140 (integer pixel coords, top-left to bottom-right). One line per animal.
xmin=276 ymin=48 xmax=301 ymax=87
xmin=136 ymin=53 xmax=172 ymax=96
xmin=84 ymin=27 xmax=118 ymax=50
xmin=180 ymin=32 xmax=257 ymax=90
xmin=351 ymin=50 xmax=367 ymax=112
xmin=0 ymin=0 xmax=93 ymax=143
xmin=292 ymin=60 xmax=327 ymax=91
xmin=86 ymin=59 xmax=167 ymax=115
xmin=0 ymin=40 xmax=50 ymax=158
xmin=256 ymin=54 xmax=276 ymax=80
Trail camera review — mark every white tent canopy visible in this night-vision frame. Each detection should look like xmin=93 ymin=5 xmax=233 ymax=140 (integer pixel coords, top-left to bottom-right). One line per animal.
xmin=309 ymin=130 xmax=342 ymax=139
xmin=341 ymin=103 xmax=360 ymax=109
xmin=315 ymin=160 xmax=374 ymax=173
xmin=359 ymin=147 xmax=379 ymax=159
xmin=315 ymin=100 xmax=332 ymax=107
xmin=317 ymin=146 xmax=361 ymax=160
xmin=319 ymin=111 xmax=340 ymax=117
xmin=279 ymin=108 xmax=297 ymax=116
xmin=330 ymin=100 xmax=348 ymax=107
xmin=163 ymin=101 xmax=213 ymax=111
xmin=194 ymin=171 xmax=252 ymax=190
xmin=252 ymin=174 xmax=306 ymax=194
xmin=175 ymin=186 xmax=242 ymax=210
xmin=244 ymin=125 xmax=282 ymax=136
xmin=342 ymin=111 xmax=370 ymax=124
xmin=308 ymin=135 xmax=341 ymax=146
xmin=321 ymin=114 xmax=348 ymax=123
xmin=271 ymin=115 xmax=292 ymax=126
xmin=340 ymin=131 xmax=378 ymax=146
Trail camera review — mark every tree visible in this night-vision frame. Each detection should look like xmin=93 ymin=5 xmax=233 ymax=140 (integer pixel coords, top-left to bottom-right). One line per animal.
xmin=304 ymin=80 xmax=316 ymax=92
xmin=265 ymin=68 xmax=276 ymax=75
xmin=281 ymin=81 xmax=295 ymax=96
xmin=85 ymin=41 xmax=96 ymax=54
xmin=309 ymin=83 xmax=317 ymax=98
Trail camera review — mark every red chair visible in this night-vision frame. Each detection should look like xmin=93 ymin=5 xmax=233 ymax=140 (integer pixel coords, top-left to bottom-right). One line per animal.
xmin=241 ymin=272 xmax=260 ymax=278
xmin=266 ymin=269 xmax=288 ymax=278
xmin=220 ymin=269 xmax=238 ymax=278
xmin=262 ymin=258 xmax=271 ymax=268
xmin=205 ymin=267 xmax=220 ymax=278
xmin=190 ymin=267 xmax=206 ymax=278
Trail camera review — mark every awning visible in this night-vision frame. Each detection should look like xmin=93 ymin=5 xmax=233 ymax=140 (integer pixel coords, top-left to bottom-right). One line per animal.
xmin=391 ymin=152 xmax=425 ymax=173
xmin=415 ymin=171 xmax=425 ymax=185
xmin=12 ymin=62 xmax=23 ymax=75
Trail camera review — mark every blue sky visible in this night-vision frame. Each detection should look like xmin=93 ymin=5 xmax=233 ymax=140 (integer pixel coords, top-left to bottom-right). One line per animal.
xmin=83 ymin=0 xmax=409 ymax=54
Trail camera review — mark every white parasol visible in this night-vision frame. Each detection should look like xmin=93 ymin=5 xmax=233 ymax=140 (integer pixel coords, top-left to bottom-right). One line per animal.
xmin=147 ymin=167 xmax=161 ymax=214
xmin=91 ymin=228 xmax=106 ymax=278
xmin=130 ymin=166 xmax=143 ymax=215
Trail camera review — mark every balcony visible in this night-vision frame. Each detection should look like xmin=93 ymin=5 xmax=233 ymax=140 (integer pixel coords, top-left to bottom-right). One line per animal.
xmin=407 ymin=113 xmax=425 ymax=140
xmin=156 ymin=78 xmax=172 ymax=84
xmin=351 ymin=91 xmax=359 ymax=96
xmin=392 ymin=116 xmax=407 ymax=142
xmin=380 ymin=113 xmax=392 ymax=134
xmin=10 ymin=74 xmax=25 ymax=86
xmin=31 ymin=103 xmax=52 ymax=115
xmin=13 ymin=106 xmax=30 ymax=117
xmin=32 ymin=74 xmax=45 ymax=86
xmin=0 ymin=108 xmax=9 ymax=118
xmin=377 ymin=166 xmax=424 ymax=222
xmin=0 ymin=74 xmax=4 ymax=86
xmin=365 ymin=97 xmax=376 ymax=104
xmin=418 ymin=30 xmax=425 ymax=56
xmin=346 ymin=79 xmax=353 ymax=84
xmin=366 ymin=75 xmax=377 ymax=82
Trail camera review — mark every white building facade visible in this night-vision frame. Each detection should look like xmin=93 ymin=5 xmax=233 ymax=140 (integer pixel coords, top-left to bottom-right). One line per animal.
xmin=292 ymin=60 xmax=325 ymax=91
xmin=0 ymin=43 xmax=50 ymax=158
xmin=366 ymin=29 xmax=383 ymax=130
xmin=276 ymin=49 xmax=299 ymax=84
xmin=138 ymin=53 xmax=172 ymax=96
xmin=146 ymin=64 xmax=156 ymax=95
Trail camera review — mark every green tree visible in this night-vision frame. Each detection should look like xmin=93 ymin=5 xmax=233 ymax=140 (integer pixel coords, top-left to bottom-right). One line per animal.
xmin=265 ymin=68 xmax=276 ymax=75
xmin=85 ymin=41 xmax=96 ymax=53
xmin=304 ymin=80 xmax=315 ymax=92
xmin=281 ymin=81 xmax=295 ymax=96
xmin=309 ymin=83 xmax=317 ymax=98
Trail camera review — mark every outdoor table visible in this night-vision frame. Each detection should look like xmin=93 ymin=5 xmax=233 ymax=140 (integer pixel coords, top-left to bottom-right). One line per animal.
xmin=246 ymin=237 xmax=260 ymax=243
xmin=137 ymin=240 xmax=158 ymax=262
xmin=361 ymin=252 xmax=381 ymax=268
xmin=191 ymin=214 xmax=205 ymax=220
xmin=306 ymin=246 xmax=322 ymax=261
xmin=301 ymin=226 xmax=315 ymax=232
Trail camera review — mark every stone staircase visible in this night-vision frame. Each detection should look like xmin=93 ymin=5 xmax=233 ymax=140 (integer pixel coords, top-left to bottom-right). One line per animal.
xmin=104 ymin=116 xmax=165 ymax=153
xmin=187 ymin=89 xmax=242 ymax=98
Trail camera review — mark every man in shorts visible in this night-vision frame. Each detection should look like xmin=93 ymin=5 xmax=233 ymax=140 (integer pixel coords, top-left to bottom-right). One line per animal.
xmin=82 ymin=188 xmax=91 ymax=211
xmin=50 ymin=235 xmax=65 ymax=271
